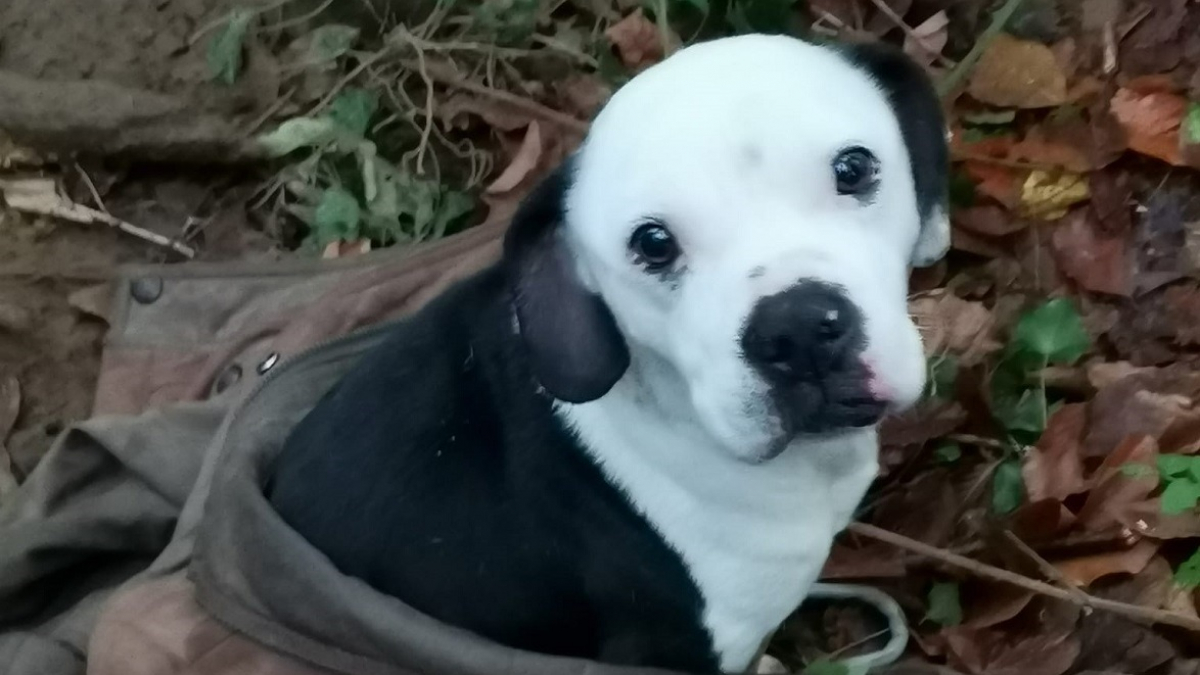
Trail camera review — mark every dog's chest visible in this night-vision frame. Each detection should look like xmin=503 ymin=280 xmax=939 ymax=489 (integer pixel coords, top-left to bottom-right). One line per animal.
xmin=562 ymin=404 xmax=879 ymax=673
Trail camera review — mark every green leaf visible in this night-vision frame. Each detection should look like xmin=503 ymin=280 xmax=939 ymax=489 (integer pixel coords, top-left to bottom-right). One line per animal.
xmin=328 ymin=89 xmax=379 ymax=137
xmin=256 ymin=117 xmax=341 ymax=157
xmin=1183 ymin=101 xmax=1200 ymax=146
xmin=935 ymin=442 xmax=962 ymax=464
xmin=207 ymin=9 xmax=255 ymax=85
xmin=1161 ymin=478 xmax=1200 ymax=515
xmin=949 ymin=170 xmax=977 ymax=209
xmin=927 ymin=355 xmax=959 ymax=400
xmin=313 ymin=187 xmax=361 ymax=245
xmin=431 ymin=190 xmax=477 ymax=240
xmin=925 ymin=582 xmax=963 ymax=627
xmin=991 ymin=459 xmax=1025 ymax=515
xmin=305 ymin=24 xmax=360 ymax=64
xmin=1158 ymin=454 xmax=1199 ymax=480
xmin=804 ymin=659 xmax=850 ymax=675
xmin=1010 ymin=299 xmax=1091 ymax=367
xmin=1176 ymin=548 xmax=1200 ymax=589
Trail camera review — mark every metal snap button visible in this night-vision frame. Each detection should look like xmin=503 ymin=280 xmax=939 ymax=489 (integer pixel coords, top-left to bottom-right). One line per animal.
xmin=212 ymin=364 xmax=243 ymax=394
xmin=256 ymin=352 xmax=280 ymax=375
xmin=130 ymin=277 xmax=164 ymax=304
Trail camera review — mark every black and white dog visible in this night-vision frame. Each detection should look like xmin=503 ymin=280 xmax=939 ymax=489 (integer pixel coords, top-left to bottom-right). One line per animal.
xmin=268 ymin=34 xmax=948 ymax=675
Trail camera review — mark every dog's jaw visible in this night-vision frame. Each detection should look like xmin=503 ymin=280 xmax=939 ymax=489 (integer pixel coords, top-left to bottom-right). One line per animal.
xmin=557 ymin=382 xmax=880 ymax=672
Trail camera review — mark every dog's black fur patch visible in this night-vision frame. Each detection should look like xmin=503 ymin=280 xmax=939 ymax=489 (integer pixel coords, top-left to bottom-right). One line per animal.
xmin=836 ymin=41 xmax=949 ymax=235
xmin=265 ymin=168 xmax=717 ymax=673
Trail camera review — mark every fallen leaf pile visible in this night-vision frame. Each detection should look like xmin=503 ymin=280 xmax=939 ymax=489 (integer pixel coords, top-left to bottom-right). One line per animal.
xmin=805 ymin=1 xmax=1200 ymax=673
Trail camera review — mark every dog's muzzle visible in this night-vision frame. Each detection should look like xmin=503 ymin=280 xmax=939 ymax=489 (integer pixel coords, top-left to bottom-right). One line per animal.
xmin=740 ymin=280 xmax=887 ymax=436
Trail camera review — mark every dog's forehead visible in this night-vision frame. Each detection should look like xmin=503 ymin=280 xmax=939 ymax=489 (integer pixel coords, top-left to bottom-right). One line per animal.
xmin=584 ymin=35 xmax=901 ymax=160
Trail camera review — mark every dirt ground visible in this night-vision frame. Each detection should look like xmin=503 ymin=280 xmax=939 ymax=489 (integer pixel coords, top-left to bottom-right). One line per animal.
xmin=0 ymin=0 xmax=289 ymax=472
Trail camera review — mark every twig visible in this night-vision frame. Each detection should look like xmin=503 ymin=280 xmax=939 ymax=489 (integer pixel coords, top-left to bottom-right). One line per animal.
xmin=1 ymin=179 xmax=195 ymax=258
xmin=936 ymin=0 xmax=1027 ymax=97
xmin=400 ymin=58 xmax=590 ymax=135
xmin=848 ymin=522 xmax=1200 ymax=632
xmin=73 ymin=163 xmax=110 ymax=214
xmin=865 ymin=0 xmax=957 ymax=69
xmin=1002 ymin=530 xmax=1093 ymax=609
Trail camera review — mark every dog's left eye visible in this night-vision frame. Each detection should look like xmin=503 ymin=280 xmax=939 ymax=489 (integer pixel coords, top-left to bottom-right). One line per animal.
xmin=832 ymin=147 xmax=879 ymax=196
xmin=629 ymin=222 xmax=680 ymax=270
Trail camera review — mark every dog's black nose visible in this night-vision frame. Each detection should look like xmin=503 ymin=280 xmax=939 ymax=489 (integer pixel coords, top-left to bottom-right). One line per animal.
xmin=741 ymin=281 xmax=863 ymax=381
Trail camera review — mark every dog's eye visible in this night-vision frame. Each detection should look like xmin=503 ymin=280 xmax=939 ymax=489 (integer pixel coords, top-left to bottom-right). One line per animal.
xmin=832 ymin=147 xmax=879 ymax=196
xmin=629 ymin=222 xmax=680 ymax=270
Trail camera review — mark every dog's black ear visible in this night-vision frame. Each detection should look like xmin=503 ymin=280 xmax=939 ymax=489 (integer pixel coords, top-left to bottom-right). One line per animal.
xmin=503 ymin=161 xmax=631 ymax=403
xmin=837 ymin=41 xmax=951 ymax=268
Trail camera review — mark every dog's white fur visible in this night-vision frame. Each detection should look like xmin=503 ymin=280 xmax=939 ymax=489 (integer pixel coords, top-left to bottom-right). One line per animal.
xmin=553 ymin=35 xmax=936 ymax=671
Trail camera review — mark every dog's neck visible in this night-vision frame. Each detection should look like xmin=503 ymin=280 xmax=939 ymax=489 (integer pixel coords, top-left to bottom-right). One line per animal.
xmin=554 ymin=351 xmax=880 ymax=673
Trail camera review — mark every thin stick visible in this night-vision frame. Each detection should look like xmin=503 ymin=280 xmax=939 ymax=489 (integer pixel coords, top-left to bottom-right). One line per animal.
xmin=2 ymin=180 xmax=195 ymax=258
xmin=1002 ymin=530 xmax=1093 ymax=609
xmin=936 ymin=0 xmax=1027 ymax=97
xmin=865 ymin=0 xmax=957 ymax=69
xmin=847 ymin=522 xmax=1200 ymax=632
xmin=73 ymin=163 xmax=110 ymax=214
xmin=401 ymin=58 xmax=590 ymax=135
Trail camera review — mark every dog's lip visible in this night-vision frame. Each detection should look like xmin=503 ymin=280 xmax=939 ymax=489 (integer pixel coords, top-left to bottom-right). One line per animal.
xmin=828 ymin=395 xmax=890 ymax=427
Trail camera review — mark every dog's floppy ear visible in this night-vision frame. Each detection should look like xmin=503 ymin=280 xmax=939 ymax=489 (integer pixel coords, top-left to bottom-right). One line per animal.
xmin=503 ymin=160 xmax=631 ymax=404
xmin=837 ymin=41 xmax=951 ymax=268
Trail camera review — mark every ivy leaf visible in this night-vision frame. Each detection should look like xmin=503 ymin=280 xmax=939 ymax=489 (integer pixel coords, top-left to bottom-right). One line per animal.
xmin=935 ymin=442 xmax=962 ymax=464
xmin=328 ymin=88 xmax=379 ymax=137
xmin=927 ymin=355 xmax=959 ymax=400
xmin=305 ymin=24 xmax=360 ymax=64
xmin=992 ymin=459 xmax=1026 ymax=515
xmin=257 ymin=117 xmax=341 ymax=157
xmin=1183 ymin=101 xmax=1200 ymax=146
xmin=1010 ymin=298 xmax=1091 ymax=367
xmin=1120 ymin=462 xmax=1158 ymax=479
xmin=926 ymin=582 xmax=963 ymax=627
xmin=1158 ymin=454 xmax=1200 ymax=481
xmin=1176 ymin=548 xmax=1200 ymax=589
xmin=431 ymin=190 xmax=477 ymax=240
xmin=314 ymin=187 xmax=362 ymax=246
xmin=207 ymin=9 xmax=255 ymax=85
xmin=1161 ymin=478 xmax=1200 ymax=515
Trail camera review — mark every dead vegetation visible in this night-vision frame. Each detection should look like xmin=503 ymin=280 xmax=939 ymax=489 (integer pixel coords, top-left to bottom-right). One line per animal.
xmin=6 ymin=0 xmax=1200 ymax=673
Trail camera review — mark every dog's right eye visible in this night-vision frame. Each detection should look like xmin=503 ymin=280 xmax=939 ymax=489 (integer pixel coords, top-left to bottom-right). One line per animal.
xmin=629 ymin=222 xmax=680 ymax=271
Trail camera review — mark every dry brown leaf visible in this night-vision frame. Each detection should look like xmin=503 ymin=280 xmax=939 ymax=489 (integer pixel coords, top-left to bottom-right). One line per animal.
xmin=960 ymin=583 xmax=1035 ymax=630
xmin=944 ymin=627 xmax=1080 ymax=675
xmin=438 ymin=93 xmax=533 ymax=132
xmin=1085 ymin=369 xmax=1200 ymax=458
xmin=967 ymin=33 xmax=1069 ymax=108
xmin=321 ymin=239 xmax=371 ymax=259
xmin=1011 ymin=499 xmax=1078 ymax=542
xmin=908 ymin=290 xmax=1002 ymax=366
xmin=487 ymin=122 xmax=544 ymax=194
xmin=1078 ymin=435 xmax=1159 ymax=531
xmin=1009 ymin=130 xmax=1093 ymax=173
xmin=879 ymin=400 xmax=967 ymax=447
xmin=903 ymin=11 xmax=949 ymax=67
xmin=1050 ymin=208 xmax=1131 ymax=296
xmin=1022 ymin=403 xmax=1088 ymax=502
xmin=1109 ymin=87 xmax=1187 ymax=166
xmin=1020 ymin=170 xmax=1089 ymax=220
xmin=553 ymin=75 xmax=612 ymax=120
xmin=953 ymin=205 xmax=1029 ymax=238
xmin=1053 ymin=539 xmax=1159 ymax=587
xmin=962 ymin=161 xmax=1023 ymax=208
xmin=605 ymin=10 xmax=668 ymax=72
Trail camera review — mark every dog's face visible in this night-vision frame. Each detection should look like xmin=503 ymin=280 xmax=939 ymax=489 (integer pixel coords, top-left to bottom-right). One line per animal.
xmin=506 ymin=35 xmax=949 ymax=462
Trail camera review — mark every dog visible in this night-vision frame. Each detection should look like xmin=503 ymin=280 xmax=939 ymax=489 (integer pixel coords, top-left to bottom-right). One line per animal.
xmin=267 ymin=33 xmax=948 ymax=675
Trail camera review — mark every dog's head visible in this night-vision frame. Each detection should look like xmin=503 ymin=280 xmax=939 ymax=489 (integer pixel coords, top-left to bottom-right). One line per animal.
xmin=504 ymin=35 xmax=949 ymax=462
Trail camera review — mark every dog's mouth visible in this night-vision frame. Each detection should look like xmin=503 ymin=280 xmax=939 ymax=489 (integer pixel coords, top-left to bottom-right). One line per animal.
xmin=759 ymin=362 xmax=892 ymax=453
